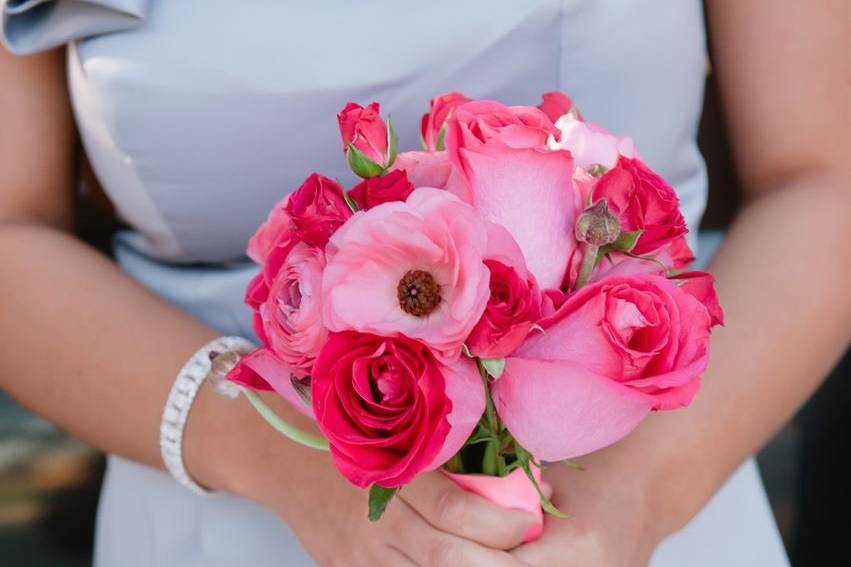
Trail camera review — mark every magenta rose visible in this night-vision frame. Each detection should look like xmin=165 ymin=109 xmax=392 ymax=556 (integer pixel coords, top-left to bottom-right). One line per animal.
xmin=444 ymin=100 xmax=578 ymax=288
xmin=420 ymin=91 xmax=471 ymax=151
xmin=592 ymin=157 xmax=687 ymax=256
xmin=284 ymin=173 xmax=352 ymax=249
xmin=467 ymin=259 xmax=543 ymax=359
xmin=493 ymin=273 xmax=722 ymax=461
xmin=347 ymin=169 xmax=414 ymax=210
xmin=312 ymin=332 xmax=485 ymax=488
xmin=537 ymin=91 xmax=578 ymax=124
xmin=246 ymin=242 xmax=327 ymax=378
xmin=337 ymin=101 xmax=389 ymax=166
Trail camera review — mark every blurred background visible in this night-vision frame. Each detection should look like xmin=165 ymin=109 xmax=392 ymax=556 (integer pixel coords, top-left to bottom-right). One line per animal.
xmin=1 ymin=42 xmax=849 ymax=567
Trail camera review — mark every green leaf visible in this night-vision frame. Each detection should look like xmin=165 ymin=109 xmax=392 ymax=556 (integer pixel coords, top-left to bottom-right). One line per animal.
xmin=343 ymin=191 xmax=360 ymax=213
xmin=435 ymin=125 xmax=447 ymax=151
xmin=385 ymin=117 xmax=399 ymax=168
xmin=480 ymin=358 xmax=506 ymax=379
xmin=368 ymin=485 xmax=399 ymax=521
xmin=516 ymin=446 xmax=571 ymax=520
xmin=612 ymin=229 xmax=642 ymax=253
xmin=347 ymin=143 xmax=385 ymax=179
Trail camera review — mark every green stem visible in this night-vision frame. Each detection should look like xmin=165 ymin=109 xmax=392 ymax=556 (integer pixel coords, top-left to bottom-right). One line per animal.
xmin=478 ymin=361 xmax=507 ymax=476
xmin=444 ymin=452 xmax=465 ymax=474
xmin=574 ymin=243 xmax=600 ymax=289
xmin=241 ymin=389 xmax=329 ymax=451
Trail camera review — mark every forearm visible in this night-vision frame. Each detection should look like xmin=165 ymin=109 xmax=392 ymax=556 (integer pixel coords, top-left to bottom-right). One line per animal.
xmin=0 ymin=222 xmax=316 ymax=498
xmin=614 ymin=173 xmax=851 ymax=535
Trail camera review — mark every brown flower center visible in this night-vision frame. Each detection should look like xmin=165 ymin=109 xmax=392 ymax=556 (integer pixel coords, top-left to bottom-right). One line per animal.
xmin=397 ymin=269 xmax=441 ymax=317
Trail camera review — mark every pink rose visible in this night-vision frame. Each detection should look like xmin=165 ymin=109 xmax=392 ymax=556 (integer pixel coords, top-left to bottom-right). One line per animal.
xmin=493 ymin=273 xmax=721 ymax=461
xmin=592 ymin=157 xmax=688 ymax=256
xmin=421 ymin=91 xmax=471 ymax=151
xmin=548 ymin=113 xmax=635 ymax=171
xmin=246 ymin=242 xmax=327 ymax=377
xmin=322 ymin=188 xmax=490 ymax=359
xmin=444 ymin=100 xmax=577 ymax=288
xmin=337 ymin=101 xmax=390 ymax=166
xmin=537 ymin=91 xmax=578 ymax=124
xmin=227 ymin=348 xmax=314 ymax=418
xmin=312 ymin=332 xmax=485 ymax=488
xmin=284 ymin=173 xmax=352 ymax=249
xmin=347 ymin=169 xmax=414 ymax=210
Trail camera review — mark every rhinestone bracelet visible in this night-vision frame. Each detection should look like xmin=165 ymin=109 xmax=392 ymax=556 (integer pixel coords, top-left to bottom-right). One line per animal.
xmin=159 ymin=335 xmax=255 ymax=495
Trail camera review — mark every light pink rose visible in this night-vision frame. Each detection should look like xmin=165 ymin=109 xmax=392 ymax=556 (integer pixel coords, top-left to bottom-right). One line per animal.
xmin=246 ymin=242 xmax=327 ymax=378
xmin=445 ymin=100 xmax=578 ymax=288
xmin=548 ymin=113 xmax=635 ymax=171
xmin=493 ymin=273 xmax=722 ymax=461
xmin=322 ymin=188 xmax=490 ymax=359
xmin=312 ymin=332 xmax=484 ymax=488
xmin=391 ymin=151 xmax=462 ymax=193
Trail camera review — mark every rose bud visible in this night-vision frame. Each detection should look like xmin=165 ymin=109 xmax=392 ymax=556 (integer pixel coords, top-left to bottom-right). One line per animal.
xmin=337 ymin=101 xmax=396 ymax=178
xmin=421 ymin=91 xmax=471 ymax=151
xmin=575 ymin=200 xmax=620 ymax=247
xmin=347 ymin=169 xmax=414 ymax=210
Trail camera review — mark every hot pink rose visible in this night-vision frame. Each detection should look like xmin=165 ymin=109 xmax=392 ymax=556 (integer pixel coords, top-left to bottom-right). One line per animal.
xmin=347 ymin=169 xmax=414 ymax=210
xmin=537 ymin=91 xmax=578 ymax=124
xmin=227 ymin=348 xmax=314 ymax=417
xmin=548 ymin=113 xmax=635 ymax=171
xmin=421 ymin=91 xmax=471 ymax=151
xmin=312 ymin=332 xmax=485 ymax=488
xmin=445 ymin=100 xmax=577 ymax=288
xmin=337 ymin=102 xmax=390 ymax=166
xmin=284 ymin=173 xmax=352 ymax=249
xmin=322 ymin=188 xmax=490 ymax=359
xmin=493 ymin=273 xmax=721 ymax=461
xmin=592 ymin=157 xmax=687 ymax=256
xmin=246 ymin=242 xmax=327 ymax=377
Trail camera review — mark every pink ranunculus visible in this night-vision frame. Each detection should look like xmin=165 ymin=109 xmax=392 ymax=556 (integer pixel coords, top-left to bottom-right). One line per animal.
xmin=493 ymin=273 xmax=721 ymax=461
xmin=444 ymin=100 xmax=577 ymax=288
xmin=548 ymin=113 xmax=635 ymax=171
xmin=284 ymin=173 xmax=352 ymax=249
xmin=311 ymin=332 xmax=485 ymax=488
xmin=421 ymin=91 xmax=471 ymax=151
xmin=246 ymin=242 xmax=328 ymax=377
xmin=537 ymin=91 xmax=578 ymax=125
xmin=592 ymin=156 xmax=688 ymax=256
xmin=337 ymin=102 xmax=389 ymax=165
xmin=347 ymin=169 xmax=414 ymax=210
xmin=247 ymin=194 xmax=298 ymax=265
xmin=322 ymin=188 xmax=490 ymax=359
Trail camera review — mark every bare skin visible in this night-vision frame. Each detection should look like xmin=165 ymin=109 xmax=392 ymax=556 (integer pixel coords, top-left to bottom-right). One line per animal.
xmin=1 ymin=1 xmax=849 ymax=565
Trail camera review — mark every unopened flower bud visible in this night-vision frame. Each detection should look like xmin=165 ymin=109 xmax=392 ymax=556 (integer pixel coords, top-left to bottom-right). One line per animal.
xmin=575 ymin=200 xmax=620 ymax=246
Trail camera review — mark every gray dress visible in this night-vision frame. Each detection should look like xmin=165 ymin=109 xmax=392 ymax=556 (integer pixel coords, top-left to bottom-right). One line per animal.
xmin=2 ymin=1 xmax=790 ymax=565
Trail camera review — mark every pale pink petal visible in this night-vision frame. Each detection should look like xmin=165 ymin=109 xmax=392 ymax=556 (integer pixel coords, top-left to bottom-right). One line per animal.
xmin=462 ymin=147 xmax=577 ymax=288
xmin=227 ymin=348 xmax=315 ymax=418
xmin=492 ymin=358 xmax=653 ymax=461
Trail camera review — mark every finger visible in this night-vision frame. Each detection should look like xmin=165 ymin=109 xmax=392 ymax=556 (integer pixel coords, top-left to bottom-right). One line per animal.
xmin=385 ymin=546 xmax=418 ymax=567
xmin=400 ymin=471 xmax=537 ymax=550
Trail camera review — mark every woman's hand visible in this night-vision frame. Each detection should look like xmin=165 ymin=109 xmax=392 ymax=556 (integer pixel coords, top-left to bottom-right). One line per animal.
xmin=193 ymin=391 xmax=536 ymax=567
xmin=270 ymin=463 xmax=536 ymax=567
xmin=510 ymin=446 xmax=675 ymax=567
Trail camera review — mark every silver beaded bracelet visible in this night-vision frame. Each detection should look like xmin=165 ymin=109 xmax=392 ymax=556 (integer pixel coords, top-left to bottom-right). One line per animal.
xmin=159 ymin=335 xmax=255 ymax=495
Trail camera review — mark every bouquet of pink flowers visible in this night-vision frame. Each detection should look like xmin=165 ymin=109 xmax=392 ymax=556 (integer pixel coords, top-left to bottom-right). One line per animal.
xmin=225 ymin=91 xmax=723 ymax=540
